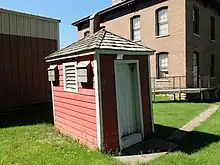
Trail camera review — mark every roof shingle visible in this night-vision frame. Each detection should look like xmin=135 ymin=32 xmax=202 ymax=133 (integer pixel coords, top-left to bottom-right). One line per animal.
xmin=45 ymin=29 xmax=154 ymax=61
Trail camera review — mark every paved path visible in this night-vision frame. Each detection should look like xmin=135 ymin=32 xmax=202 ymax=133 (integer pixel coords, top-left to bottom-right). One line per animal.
xmin=168 ymin=104 xmax=219 ymax=142
xmin=116 ymin=104 xmax=219 ymax=165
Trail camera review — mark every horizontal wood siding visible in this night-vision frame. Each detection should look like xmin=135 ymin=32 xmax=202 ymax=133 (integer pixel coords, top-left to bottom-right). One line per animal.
xmin=53 ymin=55 xmax=97 ymax=148
xmin=0 ymin=34 xmax=57 ymax=109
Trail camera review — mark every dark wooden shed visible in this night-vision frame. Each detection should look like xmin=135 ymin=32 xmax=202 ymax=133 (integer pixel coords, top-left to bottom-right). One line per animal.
xmin=45 ymin=29 xmax=155 ymax=151
xmin=0 ymin=8 xmax=60 ymax=109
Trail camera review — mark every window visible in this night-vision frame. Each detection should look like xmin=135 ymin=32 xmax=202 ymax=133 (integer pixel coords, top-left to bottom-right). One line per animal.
xmin=157 ymin=53 xmax=168 ymax=78
xmin=193 ymin=6 xmax=199 ymax=35
xmin=211 ymin=16 xmax=215 ymax=40
xmin=84 ymin=31 xmax=90 ymax=37
xmin=131 ymin=16 xmax=140 ymax=41
xmin=156 ymin=7 xmax=168 ymax=36
xmin=63 ymin=62 xmax=78 ymax=93
xmin=210 ymin=54 xmax=215 ymax=77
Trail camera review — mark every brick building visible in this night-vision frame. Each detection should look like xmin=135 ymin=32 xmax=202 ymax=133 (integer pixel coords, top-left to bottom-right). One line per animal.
xmin=72 ymin=0 xmax=220 ymax=94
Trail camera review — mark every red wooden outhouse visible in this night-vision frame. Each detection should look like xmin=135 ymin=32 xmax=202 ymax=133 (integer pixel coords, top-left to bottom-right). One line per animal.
xmin=45 ymin=29 xmax=155 ymax=151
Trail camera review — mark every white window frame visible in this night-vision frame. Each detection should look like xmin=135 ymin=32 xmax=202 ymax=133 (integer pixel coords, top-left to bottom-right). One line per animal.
xmin=63 ymin=62 xmax=78 ymax=93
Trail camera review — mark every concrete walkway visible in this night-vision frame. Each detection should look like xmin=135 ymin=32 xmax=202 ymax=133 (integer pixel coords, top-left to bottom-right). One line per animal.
xmin=116 ymin=104 xmax=219 ymax=165
xmin=168 ymin=104 xmax=219 ymax=142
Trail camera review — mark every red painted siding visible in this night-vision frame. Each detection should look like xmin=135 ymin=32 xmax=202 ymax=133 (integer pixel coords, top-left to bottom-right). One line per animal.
xmin=100 ymin=55 xmax=119 ymax=151
xmin=100 ymin=55 xmax=153 ymax=151
xmin=52 ymin=55 xmax=97 ymax=148
xmin=0 ymin=34 xmax=58 ymax=109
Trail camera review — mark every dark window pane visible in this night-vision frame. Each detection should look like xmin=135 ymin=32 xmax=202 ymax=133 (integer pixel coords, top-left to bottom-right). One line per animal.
xmin=193 ymin=7 xmax=199 ymax=35
xmin=211 ymin=16 xmax=215 ymax=40
xmin=131 ymin=16 xmax=140 ymax=41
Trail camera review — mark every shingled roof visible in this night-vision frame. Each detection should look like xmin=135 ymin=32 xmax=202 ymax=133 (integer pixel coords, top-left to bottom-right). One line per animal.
xmin=45 ymin=29 xmax=154 ymax=61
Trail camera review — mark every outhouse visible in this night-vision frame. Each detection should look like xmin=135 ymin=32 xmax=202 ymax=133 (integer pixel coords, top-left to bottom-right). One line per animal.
xmin=45 ymin=28 xmax=155 ymax=151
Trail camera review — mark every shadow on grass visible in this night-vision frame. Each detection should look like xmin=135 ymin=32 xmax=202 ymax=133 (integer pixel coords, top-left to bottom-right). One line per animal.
xmin=121 ymin=124 xmax=220 ymax=156
xmin=0 ymin=103 xmax=53 ymax=128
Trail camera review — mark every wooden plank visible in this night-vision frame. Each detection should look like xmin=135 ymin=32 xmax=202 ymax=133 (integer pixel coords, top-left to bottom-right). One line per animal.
xmin=37 ymin=37 xmax=45 ymax=100
xmin=10 ymin=35 xmax=20 ymax=106
xmin=17 ymin=35 xmax=27 ymax=104
xmin=54 ymin=100 xmax=96 ymax=117
xmin=54 ymin=104 xmax=96 ymax=122
xmin=0 ymin=34 xmax=3 ymax=106
xmin=43 ymin=38 xmax=51 ymax=100
xmin=55 ymin=111 xmax=97 ymax=131
xmin=53 ymin=90 xmax=95 ymax=103
xmin=3 ymin=34 xmax=12 ymax=106
xmin=24 ymin=36 xmax=33 ymax=103
xmin=55 ymin=115 xmax=97 ymax=137
xmin=54 ymin=86 xmax=95 ymax=96
xmin=55 ymin=117 xmax=97 ymax=138
xmin=31 ymin=37 xmax=39 ymax=102
xmin=55 ymin=123 xmax=97 ymax=148
xmin=54 ymin=96 xmax=96 ymax=110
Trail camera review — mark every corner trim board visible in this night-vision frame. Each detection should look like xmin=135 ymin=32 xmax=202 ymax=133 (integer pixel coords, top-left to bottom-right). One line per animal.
xmin=148 ymin=56 xmax=155 ymax=133
xmin=94 ymin=52 xmax=104 ymax=150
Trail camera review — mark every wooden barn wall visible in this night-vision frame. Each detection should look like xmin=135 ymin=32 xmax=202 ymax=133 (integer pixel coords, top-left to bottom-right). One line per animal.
xmin=52 ymin=56 xmax=98 ymax=149
xmin=100 ymin=55 xmax=152 ymax=151
xmin=0 ymin=10 xmax=59 ymax=108
xmin=0 ymin=34 xmax=57 ymax=108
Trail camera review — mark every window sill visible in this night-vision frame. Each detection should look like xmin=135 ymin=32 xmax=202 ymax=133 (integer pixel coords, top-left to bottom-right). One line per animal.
xmin=133 ymin=40 xmax=141 ymax=43
xmin=64 ymin=88 xmax=78 ymax=93
xmin=210 ymin=39 xmax=216 ymax=43
xmin=155 ymin=34 xmax=170 ymax=39
xmin=193 ymin=33 xmax=200 ymax=38
xmin=156 ymin=79 xmax=170 ymax=82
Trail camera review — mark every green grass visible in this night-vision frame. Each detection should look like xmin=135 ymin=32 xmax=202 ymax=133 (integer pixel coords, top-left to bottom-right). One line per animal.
xmin=0 ymin=98 xmax=215 ymax=165
xmin=0 ymin=124 xmax=123 ymax=165
xmin=153 ymin=96 xmax=209 ymax=138
xmin=147 ymin=108 xmax=220 ymax=165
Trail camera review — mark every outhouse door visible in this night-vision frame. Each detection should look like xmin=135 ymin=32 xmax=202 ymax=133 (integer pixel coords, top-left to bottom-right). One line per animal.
xmin=114 ymin=60 xmax=144 ymax=150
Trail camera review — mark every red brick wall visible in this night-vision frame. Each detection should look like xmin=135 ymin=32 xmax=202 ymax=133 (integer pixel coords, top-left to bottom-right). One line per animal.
xmin=52 ymin=56 xmax=98 ymax=149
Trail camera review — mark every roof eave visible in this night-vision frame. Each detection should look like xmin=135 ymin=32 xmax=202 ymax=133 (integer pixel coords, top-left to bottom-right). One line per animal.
xmin=45 ymin=49 xmax=96 ymax=63
xmin=72 ymin=0 xmax=220 ymax=27
xmin=0 ymin=8 xmax=61 ymax=23
xmin=96 ymin=48 xmax=155 ymax=56
xmin=72 ymin=0 xmax=135 ymax=26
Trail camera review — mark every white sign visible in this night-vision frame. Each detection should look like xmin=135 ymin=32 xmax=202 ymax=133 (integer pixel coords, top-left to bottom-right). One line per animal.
xmin=117 ymin=54 xmax=124 ymax=60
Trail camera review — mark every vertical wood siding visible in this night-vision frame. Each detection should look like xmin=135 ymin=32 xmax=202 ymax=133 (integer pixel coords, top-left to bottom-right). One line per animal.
xmin=100 ymin=55 xmax=119 ymax=151
xmin=0 ymin=34 xmax=57 ymax=108
xmin=53 ymin=56 xmax=97 ymax=148
xmin=0 ymin=10 xmax=59 ymax=40
xmin=100 ymin=55 xmax=153 ymax=151
xmin=0 ymin=10 xmax=59 ymax=108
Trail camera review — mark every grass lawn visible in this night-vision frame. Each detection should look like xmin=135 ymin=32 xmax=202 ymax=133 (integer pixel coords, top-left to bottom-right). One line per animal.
xmin=148 ymin=107 xmax=220 ymax=165
xmin=0 ymin=124 xmax=123 ymax=165
xmin=153 ymin=95 xmax=210 ymax=138
xmin=0 ymin=98 xmax=214 ymax=165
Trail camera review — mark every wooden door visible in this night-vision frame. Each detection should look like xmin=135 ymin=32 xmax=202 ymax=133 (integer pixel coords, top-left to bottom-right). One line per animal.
xmin=115 ymin=61 xmax=143 ymax=150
